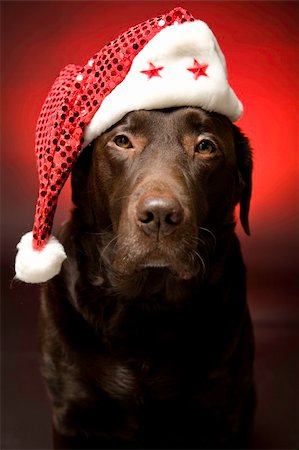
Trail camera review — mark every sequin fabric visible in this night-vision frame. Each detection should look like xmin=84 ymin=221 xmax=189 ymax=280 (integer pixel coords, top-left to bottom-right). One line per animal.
xmin=32 ymin=7 xmax=195 ymax=250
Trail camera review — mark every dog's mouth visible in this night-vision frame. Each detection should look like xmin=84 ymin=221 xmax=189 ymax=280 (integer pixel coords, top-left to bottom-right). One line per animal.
xmin=140 ymin=260 xmax=170 ymax=270
xmin=99 ymin=228 xmax=216 ymax=300
xmin=99 ymin=223 xmax=216 ymax=284
xmin=141 ymin=264 xmax=198 ymax=281
xmin=113 ymin=246 xmax=203 ymax=281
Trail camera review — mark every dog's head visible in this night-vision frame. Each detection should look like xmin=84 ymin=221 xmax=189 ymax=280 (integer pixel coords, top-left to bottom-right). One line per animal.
xmin=72 ymin=107 xmax=252 ymax=294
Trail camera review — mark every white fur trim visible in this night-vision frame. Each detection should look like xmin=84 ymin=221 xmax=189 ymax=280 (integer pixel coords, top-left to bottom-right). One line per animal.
xmin=84 ymin=21 xmax=242 ymax=145
xmin=15 ymin=232 xmax=67 ymax=283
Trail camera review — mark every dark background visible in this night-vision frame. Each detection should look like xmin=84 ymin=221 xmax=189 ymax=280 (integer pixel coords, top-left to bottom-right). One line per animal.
xmin=1 ymin=1 xmax=298 ymax=449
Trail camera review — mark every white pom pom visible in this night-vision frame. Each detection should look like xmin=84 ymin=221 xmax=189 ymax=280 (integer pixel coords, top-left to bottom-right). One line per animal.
xmin=15 ymin=231 xmax=67 ymax=283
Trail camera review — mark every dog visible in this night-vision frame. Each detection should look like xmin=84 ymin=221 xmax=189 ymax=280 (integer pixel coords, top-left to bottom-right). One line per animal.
xmin=39 ymin=107 xmax=255 ymax=449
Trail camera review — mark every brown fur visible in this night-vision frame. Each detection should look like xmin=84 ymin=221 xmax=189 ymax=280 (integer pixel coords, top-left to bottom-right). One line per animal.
xmin=39 ymin=107 xmax=255 ymax=449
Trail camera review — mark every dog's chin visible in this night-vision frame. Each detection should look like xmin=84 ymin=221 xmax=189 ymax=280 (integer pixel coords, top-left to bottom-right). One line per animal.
xmin=113 ymin=253 xmax=201 ymax=281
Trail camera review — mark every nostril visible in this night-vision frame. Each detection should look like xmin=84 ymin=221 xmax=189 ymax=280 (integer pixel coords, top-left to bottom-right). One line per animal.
xmin=139 ymin=211 xmax=154 ymax=224
xmin=165 ymin=210 xmax=182 ymax=225
xmin=165 ymin=213 xmax=173 ymax=225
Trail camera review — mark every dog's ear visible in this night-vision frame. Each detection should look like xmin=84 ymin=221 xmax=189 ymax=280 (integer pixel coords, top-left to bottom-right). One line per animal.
xmin=71 ymin=142 xmax=94 ymax=207
xmin=233 ymin=125 xmax=253 ymax=236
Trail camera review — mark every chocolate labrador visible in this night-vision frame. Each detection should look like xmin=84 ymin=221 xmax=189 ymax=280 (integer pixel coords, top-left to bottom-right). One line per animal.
xmin=39 ymin=107 xmax=255 ymax=449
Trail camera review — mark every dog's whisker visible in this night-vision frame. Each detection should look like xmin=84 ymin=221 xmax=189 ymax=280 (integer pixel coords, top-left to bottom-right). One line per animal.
xmin=198 ymin=227 xmax=217 ymax=248
xmin=85 ymin=231 xmax=106 ymax=236
xmin=189 ymin=235 xmax=206 ymax=248
xmin=84 ymin=224 xmax=113 ymax=236
xmin=99 ymin=235 xmax=118 ymax=260
xmin=191 ymin=249 xmax=206 ymax=276
xmin=113 ymin=194 xmax=133 ymax=203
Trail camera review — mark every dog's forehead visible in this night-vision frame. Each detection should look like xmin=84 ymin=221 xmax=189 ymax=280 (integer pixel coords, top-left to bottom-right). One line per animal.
xmin=109 ymin=107 xmax=232 ymax=137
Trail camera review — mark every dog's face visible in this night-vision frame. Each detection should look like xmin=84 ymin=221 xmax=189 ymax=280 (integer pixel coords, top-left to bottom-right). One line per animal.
xmin=72 ymin=107 xmax=252 ymax=287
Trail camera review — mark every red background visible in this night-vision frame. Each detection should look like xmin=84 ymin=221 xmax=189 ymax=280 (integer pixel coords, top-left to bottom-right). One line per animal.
xmin=2 ymin=1 xmax=298 ymax=320
xmin=1 ymin=1 xmax=299 ymax=447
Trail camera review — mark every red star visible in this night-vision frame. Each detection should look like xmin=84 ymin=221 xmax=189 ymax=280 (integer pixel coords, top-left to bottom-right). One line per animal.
xmin=140 ymin=62 xmax=164 ymax=79
xmin=187 ymin=59 xmax=208 ymax=80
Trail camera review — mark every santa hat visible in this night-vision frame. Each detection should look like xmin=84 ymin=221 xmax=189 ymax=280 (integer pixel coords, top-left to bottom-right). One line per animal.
xmin=15 ymin=6 xmax=243 ymax=283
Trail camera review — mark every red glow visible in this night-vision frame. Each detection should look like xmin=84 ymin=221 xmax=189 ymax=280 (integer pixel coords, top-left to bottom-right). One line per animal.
xmin=2 ymin=2 xmax=298 ymax=317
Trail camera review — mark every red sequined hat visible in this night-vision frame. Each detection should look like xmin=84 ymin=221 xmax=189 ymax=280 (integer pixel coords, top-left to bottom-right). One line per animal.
xmin=15 ymin=6 xmax=243 ymax=283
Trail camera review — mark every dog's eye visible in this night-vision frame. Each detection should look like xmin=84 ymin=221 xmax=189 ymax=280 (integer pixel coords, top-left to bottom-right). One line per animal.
xmin=113 ymin=135 xmax=133 ymax=149
xmin=195 ymin=139 xmax=216 ymax=154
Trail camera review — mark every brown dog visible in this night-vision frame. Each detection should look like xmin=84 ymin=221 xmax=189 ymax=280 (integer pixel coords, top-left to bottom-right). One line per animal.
xmin=39 ymin=107 xmax=255 ymax=449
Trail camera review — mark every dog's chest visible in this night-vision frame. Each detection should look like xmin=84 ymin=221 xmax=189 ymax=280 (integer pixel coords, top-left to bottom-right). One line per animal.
xmin=92 ymin=301 xmax=207 ymax=404
xmin=92 ymin=349 xmax=186 ymax=406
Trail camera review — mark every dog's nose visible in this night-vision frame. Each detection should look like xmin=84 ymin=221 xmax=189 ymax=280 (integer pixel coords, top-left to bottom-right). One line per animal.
xmin=136 ymin=194 xmax=184 ymax=237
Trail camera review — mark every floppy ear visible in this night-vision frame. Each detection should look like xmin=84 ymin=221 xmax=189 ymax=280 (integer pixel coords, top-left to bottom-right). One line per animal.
xmin=233 ymin=125 xmax=253 ymax=236
xmin=71 ymin=142 xmax=94 ymax=207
